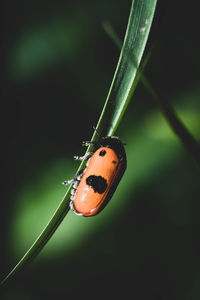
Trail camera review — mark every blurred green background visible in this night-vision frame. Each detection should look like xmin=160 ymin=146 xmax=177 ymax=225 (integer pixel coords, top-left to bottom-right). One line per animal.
xmin=2 ymin=0 xmax=200 ymax=299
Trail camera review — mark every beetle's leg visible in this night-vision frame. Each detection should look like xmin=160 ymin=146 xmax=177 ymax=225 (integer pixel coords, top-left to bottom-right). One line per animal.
xmin=74 ymin=152 xmax=93 ymax=161
xmin=72 ymin=180 xmax=79 ymax=189
xmin=62 ymin=169 xmax=85 ymax=186
xmin=70 ymin=188 xmax=76 ymax=197
xmin=62 ymin=179 xmax=75 ymax=186
xmin=82 ymin=141 xmax=95 ymax=147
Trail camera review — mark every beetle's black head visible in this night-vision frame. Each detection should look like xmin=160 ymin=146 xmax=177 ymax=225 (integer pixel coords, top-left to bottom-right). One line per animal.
xmin=99 ymin=136 xmax=126 ymax=162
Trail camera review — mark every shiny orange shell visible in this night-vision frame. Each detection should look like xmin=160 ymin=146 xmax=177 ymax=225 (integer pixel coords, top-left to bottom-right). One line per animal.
xmin=72 ymin=147 xmax=123 ymax=216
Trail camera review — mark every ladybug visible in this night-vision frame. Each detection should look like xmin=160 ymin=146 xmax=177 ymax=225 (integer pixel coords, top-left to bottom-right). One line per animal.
xmin=63 ymin=136 xmax=127 ymax=217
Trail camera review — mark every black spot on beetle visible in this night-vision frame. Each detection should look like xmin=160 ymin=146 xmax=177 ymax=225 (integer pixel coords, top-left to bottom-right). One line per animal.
xmin=99 ymin=150 xmax=106 ymax=157
xmin=86 ymin=175 xmax=107 ymax=194
xmin=112 ymin=160 xmax=117 ymax=164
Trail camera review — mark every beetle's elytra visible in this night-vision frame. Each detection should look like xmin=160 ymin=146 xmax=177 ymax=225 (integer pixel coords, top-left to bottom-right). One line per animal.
xmin=63 ymin=136 xmax=127 ymax=217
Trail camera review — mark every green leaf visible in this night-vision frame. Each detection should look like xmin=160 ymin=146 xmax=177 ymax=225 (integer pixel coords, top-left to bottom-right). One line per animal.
xmin=95 ymin=0 xmax=157 ymax=138
xmin=1 ymin=0 xmax=157 ymax=285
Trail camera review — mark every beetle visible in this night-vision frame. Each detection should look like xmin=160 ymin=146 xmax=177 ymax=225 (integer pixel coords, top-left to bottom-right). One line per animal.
xmin=63 ymin=136 xmax=127 ymax=217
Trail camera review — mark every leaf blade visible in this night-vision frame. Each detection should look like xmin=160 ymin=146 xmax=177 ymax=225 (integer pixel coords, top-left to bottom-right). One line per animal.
xmin=95 ymin=0 xmax=157 ymax=137
xmin=1 ymin=0 xmax=158 ymax=285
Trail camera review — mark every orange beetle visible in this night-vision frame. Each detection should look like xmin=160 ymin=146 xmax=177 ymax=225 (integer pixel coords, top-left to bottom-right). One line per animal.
xmin=63 ymin=136 xmax=127 ymax=217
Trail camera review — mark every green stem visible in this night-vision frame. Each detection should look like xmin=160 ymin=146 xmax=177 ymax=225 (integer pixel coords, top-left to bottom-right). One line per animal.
xmin=142 ymin=78 xmax=200 ymax=167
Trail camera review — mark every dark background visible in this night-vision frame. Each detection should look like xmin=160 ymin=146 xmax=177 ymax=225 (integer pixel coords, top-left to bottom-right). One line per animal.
xmin=2 ymin=0 xmax=200 ymax=299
